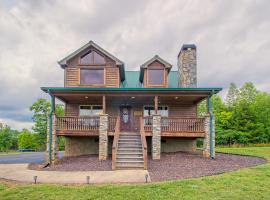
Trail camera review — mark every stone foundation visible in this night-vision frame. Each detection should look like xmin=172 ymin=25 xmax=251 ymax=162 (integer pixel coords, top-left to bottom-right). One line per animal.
xmin=65 ymin=136 xmax=99 ymax=157
xmin=161 ymin=138 xmax=197 ymax=153
xmin=152 ymin=115 xmax=161 ymax=159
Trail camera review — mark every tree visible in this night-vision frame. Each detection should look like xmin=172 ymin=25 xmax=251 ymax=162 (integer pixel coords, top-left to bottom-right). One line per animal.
xmin=226 ymin=83 xmax=239 ymax=109
xmin=18 ymin=129 xmax=36 ymax=149
xmin=0 ymin=126 xmax=12 ymax=152
xmin=30 ymin=98 xmax=64 ymax=150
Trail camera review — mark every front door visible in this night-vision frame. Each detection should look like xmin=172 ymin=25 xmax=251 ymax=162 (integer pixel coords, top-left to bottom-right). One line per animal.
xmin=120 ymin=106 xmax=132 ymax=131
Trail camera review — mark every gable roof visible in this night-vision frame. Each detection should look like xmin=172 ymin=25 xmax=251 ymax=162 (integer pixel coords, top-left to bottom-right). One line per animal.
xmin=139 ymin=55 xmax=173 ymax=82
xmin=58 ymin=41 xmax=125 ymax=81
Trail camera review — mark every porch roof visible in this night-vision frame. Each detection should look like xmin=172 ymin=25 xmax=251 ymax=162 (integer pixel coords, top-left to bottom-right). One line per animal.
xmin=41 ymin=87 xmax=222 ymax=93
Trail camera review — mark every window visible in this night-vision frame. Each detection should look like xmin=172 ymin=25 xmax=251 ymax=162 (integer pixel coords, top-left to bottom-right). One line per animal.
xmin=143 ymin=106 xmax=168 ymax=117
xmin=148 ymin=69 xmax=164 ymax=85
xmin=80 ymin=50 xmax=106 ymax=65
xmin=79 ymin=105 xmax=103 ymax=116
xmin=80 ymin=69 xmax=104 ymax=85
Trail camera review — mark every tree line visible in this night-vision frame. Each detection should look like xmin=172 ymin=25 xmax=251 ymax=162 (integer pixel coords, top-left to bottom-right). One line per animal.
xmin=199 ymin=82 xmax=270 ymax=146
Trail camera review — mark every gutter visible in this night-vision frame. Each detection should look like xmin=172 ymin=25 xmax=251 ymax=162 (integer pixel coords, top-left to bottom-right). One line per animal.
xmin=47 ymin=90 xmax=55 ymax=164
xmin=207 ymin=91 xmax=214 ymax=159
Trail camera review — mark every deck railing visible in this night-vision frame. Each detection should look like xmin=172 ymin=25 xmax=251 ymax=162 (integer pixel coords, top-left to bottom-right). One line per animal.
xmin=143 ymin=116 xmax=153 ymax=132
xmin=112 ymin=116 xmax=120 ymax=170
xmin=161 ymin=117 xmax=205 ymax=132
xmin=56 ymin=116 xmax=100 ymax=131
xmin=140 ymin=117 xmax=148 ymax=169
xmin=108 ymin=116 xmax=117 ymax=132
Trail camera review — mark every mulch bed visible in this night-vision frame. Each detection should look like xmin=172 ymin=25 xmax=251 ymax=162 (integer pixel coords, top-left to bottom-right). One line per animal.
xmin=148 ymin=152 xmax=266 ymax=182
xmin=29 ymin=152 xmax=266 ymax=182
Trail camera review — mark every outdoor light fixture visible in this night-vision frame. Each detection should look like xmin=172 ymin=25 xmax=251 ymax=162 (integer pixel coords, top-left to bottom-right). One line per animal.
xmin=85 ymin=96 xmax=89 ymax=99
xmin=145 ymin=174 xmax=149 ymax=183
xmin=86 ymin=176 xmax=90 ymax=184
xmin=174 ymin=96 xmax=179 ymax=99
xmin=33 ymin=176 xmax=38 ymax=184
xmin=131 ymin=96 xmax=135 ymax=99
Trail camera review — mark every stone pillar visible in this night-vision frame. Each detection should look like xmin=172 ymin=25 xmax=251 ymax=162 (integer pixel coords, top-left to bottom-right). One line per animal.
xmin=203 ymin=114 xmax=215 ymax=158
xmin=46 ymin=117 xmax=50 ymax=163
xmin=152 ymin=114 xmax=161 ymax=160
xmin=177 ymin=44 xmax=197 ymax=88
xmin=99 ymin=114 xmax=108 ymax=160
xmin=51 ymin=113 xmax=59 ymax=164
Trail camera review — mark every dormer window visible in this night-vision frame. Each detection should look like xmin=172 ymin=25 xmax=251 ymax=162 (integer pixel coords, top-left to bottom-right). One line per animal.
xmin=80 ymin=50 xmax=106 ymax=65
xmin=148 ymin=69 xmax=164 ymax=85
xmin=80 ymin=68 xmax=104 ymax=85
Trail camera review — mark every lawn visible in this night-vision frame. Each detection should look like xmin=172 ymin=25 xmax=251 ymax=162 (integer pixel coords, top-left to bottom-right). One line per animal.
xmin=0 ymin=147 xmax=269 ymax=200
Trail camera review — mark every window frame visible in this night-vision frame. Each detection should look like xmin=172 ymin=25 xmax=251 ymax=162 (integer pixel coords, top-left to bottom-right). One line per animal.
xmin=79 ymin=50 xmax=106 ymax=66
xmin=143 ymin=105 xmax=169 ymax=117
xmin=79 ymin=105 xmax=103 ymax=116
xmin=146 ymin=68 xmax=165 ymax=86
xmin=78 ymin=67 xmax=105 ymax=86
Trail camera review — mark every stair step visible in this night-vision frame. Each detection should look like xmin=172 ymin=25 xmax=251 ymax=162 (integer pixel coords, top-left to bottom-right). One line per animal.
xmin=117 ymin=152 xmax=143 ymax=155
xmin=117 ymin=155 xmax=143 ymax=159
xmin=118 ymin=141 xmax=141 ymax=143
xmin=116 ymin=160 xmax=144 ymax=163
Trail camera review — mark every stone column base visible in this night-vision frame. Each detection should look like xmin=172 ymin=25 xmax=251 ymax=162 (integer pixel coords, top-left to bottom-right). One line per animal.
xmin=152 ymin=115 xmax=161 ymax=160
xmin=99 ymin=114 xmax=108 ymax=160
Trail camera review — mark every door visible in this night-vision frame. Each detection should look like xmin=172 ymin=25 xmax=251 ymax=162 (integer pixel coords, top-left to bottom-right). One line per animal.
xmin=120 ymin=106 xmax=132 ymax=131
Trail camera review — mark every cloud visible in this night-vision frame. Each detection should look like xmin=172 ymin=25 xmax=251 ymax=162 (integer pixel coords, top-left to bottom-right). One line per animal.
xmin=0 ymin=0 xmax=270 ymax=130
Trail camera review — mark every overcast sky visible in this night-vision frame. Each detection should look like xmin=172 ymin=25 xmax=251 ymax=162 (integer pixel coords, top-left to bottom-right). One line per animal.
xmin=0 ymin=0 xmax=270 ymax=130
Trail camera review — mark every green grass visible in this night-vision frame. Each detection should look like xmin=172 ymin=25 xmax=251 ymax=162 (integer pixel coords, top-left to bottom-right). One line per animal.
xmin=0 ymin=147 xmax=269 ymax=200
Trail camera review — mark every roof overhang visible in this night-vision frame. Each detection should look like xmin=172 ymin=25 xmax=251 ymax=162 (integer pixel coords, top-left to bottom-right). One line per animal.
xmin=58 ymin=41 xmax=125 ymax=81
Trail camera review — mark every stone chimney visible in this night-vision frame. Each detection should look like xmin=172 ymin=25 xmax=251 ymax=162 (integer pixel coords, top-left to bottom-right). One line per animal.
xmin=177 ymin=44 xmax=197 ymax=88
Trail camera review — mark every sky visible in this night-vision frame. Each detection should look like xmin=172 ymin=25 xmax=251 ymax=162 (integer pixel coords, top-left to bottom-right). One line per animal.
xmin=0 ymin=0 xmax=270 ymax=130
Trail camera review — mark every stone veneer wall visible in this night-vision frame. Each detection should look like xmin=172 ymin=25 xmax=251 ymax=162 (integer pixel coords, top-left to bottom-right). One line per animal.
xmin=46 ymin=113 xmax=58 ymax=164
xmin=178 ymin=45 xmax=197 ymax=88
xmin=99 ymin=114 xmax=108 ymax=160
xmin=65 ymin=136 xmax=99 ymax=156
xmin=161 ymin=138 xmax=197 ymax=153
xmin=152 ymin=115 xmax=161 ymax=159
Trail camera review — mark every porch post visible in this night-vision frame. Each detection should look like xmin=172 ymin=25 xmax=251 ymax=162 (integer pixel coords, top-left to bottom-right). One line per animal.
xmin=152 ymin=114 xmax=161 ymax=160
xmin=102 ymin=96 xmax=106 ymax=114
xmin=203 ymin=96 xmax=215 ymax=159
xmin=99 ymin=114 xmax=108 ymax=160
xmin=154 ymin=96 xmax=158 ymax=114
xmin=51 ymin=113 xmax=59 ymax=164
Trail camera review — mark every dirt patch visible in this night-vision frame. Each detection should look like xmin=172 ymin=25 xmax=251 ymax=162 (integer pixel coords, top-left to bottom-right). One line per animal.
xmin=148 ymin=152 xmax=266 ymax=182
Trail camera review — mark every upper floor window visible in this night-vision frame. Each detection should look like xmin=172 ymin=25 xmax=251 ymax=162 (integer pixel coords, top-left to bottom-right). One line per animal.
xmin=80 ymin=51 xmax=106 ymax=65
xmin=79 ymin=105 xmax=103 ymax=116
xmin=148 ymin=69 xmax=164 ymax=85
xmin=80 ymin=69 xmax=104 ymax=85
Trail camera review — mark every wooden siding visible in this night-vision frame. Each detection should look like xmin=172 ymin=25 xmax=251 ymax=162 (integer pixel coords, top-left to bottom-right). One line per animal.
xmin=65 ymin=104 xmax=79 ymax=116
xmin=64 ymin=46 xmax=120 ymax=88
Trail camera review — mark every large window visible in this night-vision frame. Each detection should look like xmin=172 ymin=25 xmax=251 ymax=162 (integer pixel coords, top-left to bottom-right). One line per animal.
xmin=148 ymin=69 xmax=164 ymax=85
xmin=79 ymin=105 xmax=103 ymax=116
xmin=143 ymin=106 xmax=168 ymax=117
xmin=80 ymin=69 xmax=104 ymax=85
xmin=80 ymin=51 xmax=106 ymax=65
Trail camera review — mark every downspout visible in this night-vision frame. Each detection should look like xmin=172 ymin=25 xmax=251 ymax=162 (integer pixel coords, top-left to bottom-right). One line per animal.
xmin=48 ymin=90 xmax=55 ymax=164
xmin=207 ymin=91 xmax=214 ymax=159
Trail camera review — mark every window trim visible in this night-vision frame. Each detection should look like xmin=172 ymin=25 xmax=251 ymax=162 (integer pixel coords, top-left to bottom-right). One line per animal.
xmin=79 ymin=105 xmax=103 ymax=116
xmin=78 ymin=67 xmax=106 ymax=86
xmin=146 ymin=68 xmax=166 ymax=86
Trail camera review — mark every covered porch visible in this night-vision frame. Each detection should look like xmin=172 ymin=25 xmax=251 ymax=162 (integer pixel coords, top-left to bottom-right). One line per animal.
xmin=42 ymin=87 xmax=220 ymax=167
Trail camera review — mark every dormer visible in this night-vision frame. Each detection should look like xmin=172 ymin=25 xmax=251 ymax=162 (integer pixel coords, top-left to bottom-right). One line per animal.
xmin=139 ymin=55 xmax=172 ymax=88
xmin=58 ymin=41 xmax=125 ymax=88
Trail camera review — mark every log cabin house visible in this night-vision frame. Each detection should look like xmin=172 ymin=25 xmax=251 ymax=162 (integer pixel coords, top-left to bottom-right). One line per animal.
xmin=41 ymin=41 xmax=221 ymax=169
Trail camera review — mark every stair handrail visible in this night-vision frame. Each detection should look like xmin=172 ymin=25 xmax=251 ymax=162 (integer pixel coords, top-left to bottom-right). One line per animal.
xmin=140 ymin=117 xmax=148 ymax=169
xmin=112 ymin=116 xmax=120 ymax=170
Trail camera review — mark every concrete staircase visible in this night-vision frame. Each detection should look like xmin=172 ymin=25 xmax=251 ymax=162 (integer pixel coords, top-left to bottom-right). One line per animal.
xmin=116 ymin=132 xmax=144 ymax=169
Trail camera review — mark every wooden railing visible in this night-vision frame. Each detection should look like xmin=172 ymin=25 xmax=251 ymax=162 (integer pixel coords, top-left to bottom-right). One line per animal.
xmin=161 ymin=117 xmax=205 ymax=132
xmin=112 ymin=116 xmax=120 ymax=170
xmin=143 ymin=116 xmax=153 ymax=132
xmin=140 ymin=117 xmax=148 ymax=169
xmin=108 ymin=116 xmax=117 ymax=132
xmin=56 ymin=116 xmax=100 ymax=131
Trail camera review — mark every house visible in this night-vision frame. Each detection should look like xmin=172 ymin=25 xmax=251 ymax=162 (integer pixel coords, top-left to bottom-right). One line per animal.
xmin=41 ymin=41 xmax=221 ymax=169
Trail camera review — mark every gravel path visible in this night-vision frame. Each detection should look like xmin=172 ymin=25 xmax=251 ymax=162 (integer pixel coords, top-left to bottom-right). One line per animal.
xmin=35 ymin=152 xmax=265 ymax=182
xmin=148 ymin=152 xmax=266 ymax=182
